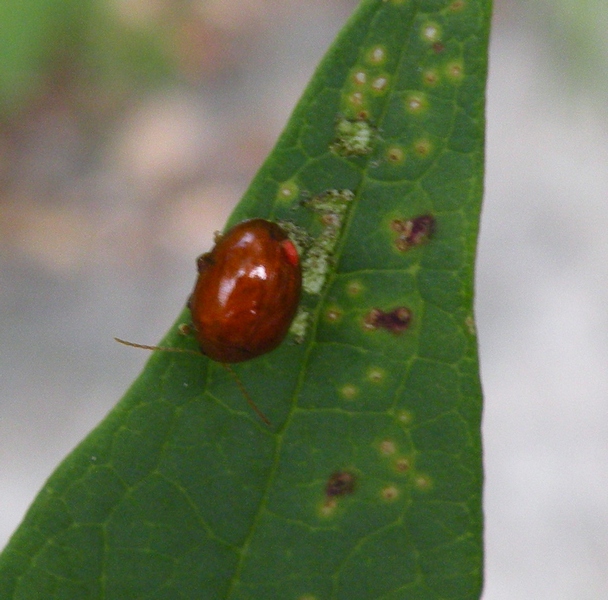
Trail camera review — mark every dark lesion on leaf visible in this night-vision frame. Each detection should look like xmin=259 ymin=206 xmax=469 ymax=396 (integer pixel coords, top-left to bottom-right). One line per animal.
xmin=395 ymin=457 xmax=412 ymax=473
xmin=326 ymin=471 xmax=357 ymax=497
xmin=363 ymin=307 xmax=412 ymax=334
xmin=178 ymin=323 xmax=192 ymax=336
xmin=391 ymin=214 xmax=435 ymax=252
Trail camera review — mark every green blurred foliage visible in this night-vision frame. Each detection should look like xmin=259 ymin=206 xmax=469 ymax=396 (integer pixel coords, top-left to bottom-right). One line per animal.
xmin=0 ymin=0 xmax=173 ymax=118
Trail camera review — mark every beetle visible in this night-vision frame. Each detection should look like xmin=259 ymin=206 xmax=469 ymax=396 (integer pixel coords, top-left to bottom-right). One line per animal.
xmin=116 ymin=218 xmax=302 ymax=425
xmin=189 ymin=218 xmax=302 ymax=363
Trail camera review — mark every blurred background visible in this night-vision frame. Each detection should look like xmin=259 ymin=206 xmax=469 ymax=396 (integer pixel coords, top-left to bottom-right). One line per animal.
xmin=1 ymin=0 xmax=607 ymax=597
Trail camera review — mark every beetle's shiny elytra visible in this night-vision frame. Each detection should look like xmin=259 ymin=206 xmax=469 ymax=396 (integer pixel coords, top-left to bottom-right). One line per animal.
xmin=188 ymin=218 xmax=302 ymax=363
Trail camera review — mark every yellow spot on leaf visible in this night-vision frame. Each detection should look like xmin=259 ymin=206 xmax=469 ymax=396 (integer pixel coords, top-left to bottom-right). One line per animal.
xmin=407 ymin=92 xmax=428 ymax=114
xmin=340 ymin=384 xmax=359 ymax=400
xmin=396 ymin=410 xmax=413 ymax=425
xmin=277 ymin=179 xmax=299 ymax=202
xmin=367 ymin=46 xmax=387 ymax=65
xmin=465 ymin=315 xmax=476 ymax=335
xmin=319 ymin=498 xmax=337 ymax=517
xmin=386 ymin=145 xmax=405 ymax=163
xmin=346 ymin=279 xmax=364 ymax=296
xmin=421 ymin=22 xmax=441 ymax=43
xmin=380 ymin=440 xmax=397 ymax=455
xmin=349 ymin=91 xmax=364 ymax=106
xmin=413 ymin=138 xmax=433 ymax=157
xmin=381 ymin=485 xmax=399 ymax=501
xmin=353 ymin=70 xmax=367 ymax=85
xmin=423 ymin=69 xmax=440 ymax=86
xmin=325 ymin=307 xmax=342 ymax=323
xmin=371 ymin=76 xmax=389 ymax=93
xmin=367 ymin=367 xmax=386 ymax=384
xmin=395 ymin=457 xmax=411 ymax=473
xmin=446 ymin=61 xmax=464 ymax=81
xmin=414 ymin=474 xmax=432 ymax=491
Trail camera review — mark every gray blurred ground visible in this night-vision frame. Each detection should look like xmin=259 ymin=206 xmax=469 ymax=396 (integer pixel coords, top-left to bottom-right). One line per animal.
xmin=1 ymin=1 xmax=608 ymax=598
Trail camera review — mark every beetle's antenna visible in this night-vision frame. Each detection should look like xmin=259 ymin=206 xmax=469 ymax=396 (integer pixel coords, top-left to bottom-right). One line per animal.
xmin=115 ymin=337 xmax=271 ymax=426
xmin=222 ymin=363 xmax=271 ymax=427
xmin=114 ymin=337 xmax=201 ymax=357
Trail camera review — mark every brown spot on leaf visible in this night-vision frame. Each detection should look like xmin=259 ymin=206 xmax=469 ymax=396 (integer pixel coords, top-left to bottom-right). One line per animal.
xmin=395 ymin=458 xmax=411 ymax=473
xmin=325 ymin=307 xmax=342 ymax=323
xmin=178 ymin=323 xmax=192 ymax=336
xmin=364 ymin=307 xmax=412 ymax=334
xmin=381 ymin=485 xmax=399 ymax=501
xmin=449 ymin=0 xmax=466 ymax=10
xmin=423 ymin=69 xmax=439 ymax=85
xmin=392 ymin=214 xmax=435 ymax=251
xmin=326 ymin=471 xmax=357 ymax=497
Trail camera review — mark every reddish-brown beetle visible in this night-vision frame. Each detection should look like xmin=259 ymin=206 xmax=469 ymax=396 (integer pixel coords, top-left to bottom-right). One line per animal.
xmin=116 ymin=218 xmax=302 ymax=425
xmin=189 ymin=218 xmax=302 ymax=362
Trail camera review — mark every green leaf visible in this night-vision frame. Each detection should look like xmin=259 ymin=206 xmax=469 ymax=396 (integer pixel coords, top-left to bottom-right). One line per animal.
xmin=0 ymin=0 xmax=491 ymax=598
